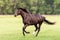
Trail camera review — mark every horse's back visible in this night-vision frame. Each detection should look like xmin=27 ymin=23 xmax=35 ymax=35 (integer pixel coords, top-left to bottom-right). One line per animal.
xmin=35 ymin=14 xmax=45 ymax=21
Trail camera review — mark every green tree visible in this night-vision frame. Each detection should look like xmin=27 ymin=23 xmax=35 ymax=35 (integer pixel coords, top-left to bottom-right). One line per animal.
xmin=45 ymin=0 xmax=54 ymax=14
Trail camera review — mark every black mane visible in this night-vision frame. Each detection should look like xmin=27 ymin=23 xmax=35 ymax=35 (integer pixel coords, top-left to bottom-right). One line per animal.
xmin=17 ymin=8 xmax=29 ymax=13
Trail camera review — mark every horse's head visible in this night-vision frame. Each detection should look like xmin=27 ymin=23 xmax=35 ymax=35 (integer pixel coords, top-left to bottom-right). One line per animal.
xmin=14 ymin=8 xmax=21 ymax=17
xmin=14 ymin=8 xmax=29 ymax=17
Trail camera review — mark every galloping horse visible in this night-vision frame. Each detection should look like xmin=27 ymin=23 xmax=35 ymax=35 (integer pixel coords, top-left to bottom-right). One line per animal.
xmin=14 ymin=8 xmax=55 ymax=36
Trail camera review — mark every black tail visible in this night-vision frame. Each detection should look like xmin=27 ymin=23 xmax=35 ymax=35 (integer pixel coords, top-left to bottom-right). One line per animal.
xmin=44 ymin=19 xmax=55 ymax=25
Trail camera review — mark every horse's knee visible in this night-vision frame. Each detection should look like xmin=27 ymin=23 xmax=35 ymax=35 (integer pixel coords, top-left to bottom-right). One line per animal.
xmin=23 ymin=27 xmax=25 ymax=30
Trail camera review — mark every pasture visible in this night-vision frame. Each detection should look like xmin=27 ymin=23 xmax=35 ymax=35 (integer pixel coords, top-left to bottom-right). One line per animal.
xmin=0 ymin=15 xmax=60 ymax=40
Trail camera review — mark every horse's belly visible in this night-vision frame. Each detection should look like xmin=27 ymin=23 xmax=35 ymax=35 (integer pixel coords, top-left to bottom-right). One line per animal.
xmin=29 ymin=20 xmax=39 ymax=25
xmin=23 ymin=17 xmax=40 ymax=25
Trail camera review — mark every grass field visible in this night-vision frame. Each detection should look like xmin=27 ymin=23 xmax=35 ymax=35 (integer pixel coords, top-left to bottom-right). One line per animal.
xmin=0 ymin=15 xmax=60 ymax=40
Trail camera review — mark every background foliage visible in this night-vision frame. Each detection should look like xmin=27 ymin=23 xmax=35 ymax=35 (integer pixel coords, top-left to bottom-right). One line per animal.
xmin=0 ymin=0 xmax=60 ymax=15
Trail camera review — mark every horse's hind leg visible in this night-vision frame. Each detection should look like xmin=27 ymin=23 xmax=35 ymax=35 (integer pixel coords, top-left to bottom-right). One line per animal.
xmin=34 ymin=24 xmax=38 ymax=32
xmin=36 ymin=22 xmax=43 ymax=36
xmin=33 ymin=24 xmax=38 ymax=35
xmin=22 ymin=25 xmax=30 ymax=36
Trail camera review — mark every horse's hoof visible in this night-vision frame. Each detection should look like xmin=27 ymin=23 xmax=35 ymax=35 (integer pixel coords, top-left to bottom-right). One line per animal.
xmin=33 ymin=32 xmax=36 ymax=36
xmin=26 ymin=32 xmax=30 ymax=34
xmin=33 ymin=31 xmax=38 ymax=36
xmin=23 ymin=34 xmax=25 ymax=36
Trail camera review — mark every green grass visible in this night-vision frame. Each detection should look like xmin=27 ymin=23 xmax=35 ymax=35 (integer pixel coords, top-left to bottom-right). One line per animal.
xmin=0 ymin=15 xmax=60 ymax=40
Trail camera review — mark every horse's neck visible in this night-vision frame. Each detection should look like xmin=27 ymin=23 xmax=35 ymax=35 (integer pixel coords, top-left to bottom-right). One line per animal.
xmin=20 ymin=10 xmax=28 ymax=20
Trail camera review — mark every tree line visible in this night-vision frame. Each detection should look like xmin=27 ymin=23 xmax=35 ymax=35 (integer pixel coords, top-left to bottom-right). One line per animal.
xmin=0 ymin=0 xmax=60 ymax=15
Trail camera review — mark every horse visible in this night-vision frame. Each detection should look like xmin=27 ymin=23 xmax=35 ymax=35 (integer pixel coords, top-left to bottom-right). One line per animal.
xmin=14 ymin=8 xmax=55 ymax=36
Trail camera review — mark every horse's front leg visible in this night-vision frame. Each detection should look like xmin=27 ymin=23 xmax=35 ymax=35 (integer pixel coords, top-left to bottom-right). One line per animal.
xmin=22 ymin=24 xmax=30 ymax=36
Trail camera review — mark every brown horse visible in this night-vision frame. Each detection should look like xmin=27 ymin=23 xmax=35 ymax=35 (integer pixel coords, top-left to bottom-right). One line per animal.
xmin=14 ymin=8 xmax=55 ymax=36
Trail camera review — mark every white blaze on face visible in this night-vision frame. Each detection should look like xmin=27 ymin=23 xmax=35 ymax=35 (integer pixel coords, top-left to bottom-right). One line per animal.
xmin=14 ymin=10 xmax=18 ymax=17
xmin=15 ymin=10 xmax=18 ymax=16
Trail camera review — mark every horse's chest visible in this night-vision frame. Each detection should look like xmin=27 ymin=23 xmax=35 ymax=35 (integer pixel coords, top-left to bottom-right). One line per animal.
xmin=23 ymin=18 xmax=31 ymax=24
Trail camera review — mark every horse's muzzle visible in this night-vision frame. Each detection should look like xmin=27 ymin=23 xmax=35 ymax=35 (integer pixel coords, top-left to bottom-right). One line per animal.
xmin=14 ymin=15 xmax=16 ymax=17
